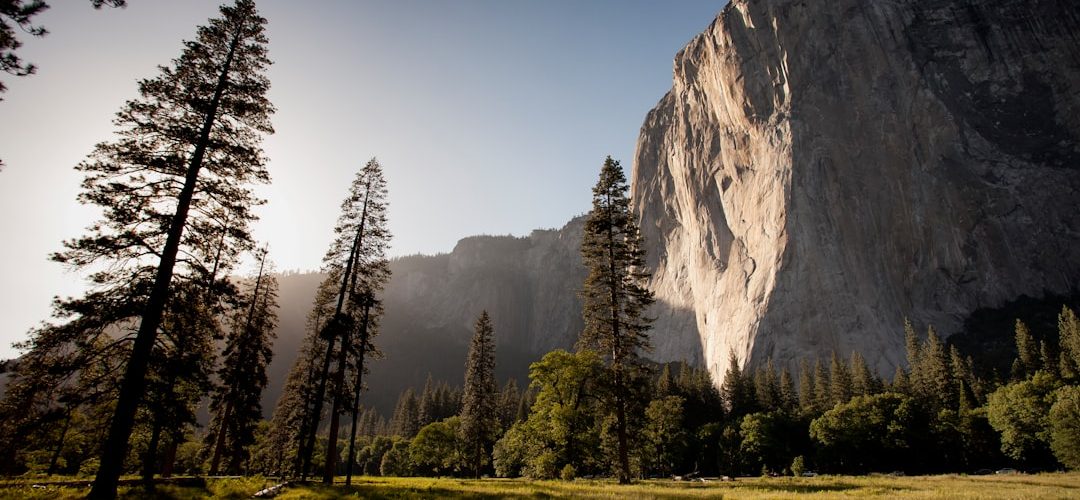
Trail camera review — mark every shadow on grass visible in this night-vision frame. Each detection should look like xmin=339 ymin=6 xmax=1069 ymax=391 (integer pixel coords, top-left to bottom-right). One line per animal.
xmin=726 ymin=480 xmax=911 ymax=495
xmin=309 ymin=483 xmax=531 ymax=499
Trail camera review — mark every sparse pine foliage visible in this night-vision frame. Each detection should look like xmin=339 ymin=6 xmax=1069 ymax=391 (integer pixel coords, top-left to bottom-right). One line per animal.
xmin=206 ymin=250 xmax=279 ymax=475
xmin=298 ymin=157 xmax=391 ymax=483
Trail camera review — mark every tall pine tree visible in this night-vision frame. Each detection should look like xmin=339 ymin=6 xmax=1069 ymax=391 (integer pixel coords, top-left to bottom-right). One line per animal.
xmin=579 ymin=156 xmax=655 ymax=484
xmin=301 ymin=158 xmax=391 ymax=483
xmin=20 ymin=1 xmax=274 ymax=496
xmin=460 ymin=311 xmax=498 ymax=478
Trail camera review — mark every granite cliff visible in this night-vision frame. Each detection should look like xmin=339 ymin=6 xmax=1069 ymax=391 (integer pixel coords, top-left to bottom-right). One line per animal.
xmin=632 ymin=0 xmax=1080 ymax=383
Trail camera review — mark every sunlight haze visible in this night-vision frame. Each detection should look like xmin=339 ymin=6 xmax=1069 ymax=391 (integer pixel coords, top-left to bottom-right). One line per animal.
xmin=0 ymin=0 xmax=722 ymax=360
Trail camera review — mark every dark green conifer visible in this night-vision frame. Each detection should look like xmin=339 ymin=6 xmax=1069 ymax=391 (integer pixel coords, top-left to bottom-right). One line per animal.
xmin=460 ymin=311 xmax=498 ymax=478
xmin=578 ymin=156 xmax=655 ymax=484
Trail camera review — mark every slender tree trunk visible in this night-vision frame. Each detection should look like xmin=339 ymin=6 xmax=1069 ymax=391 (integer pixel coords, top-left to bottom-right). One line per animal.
xmin=210 ymin=251 xmax=266 ymax=476
xmin=605 ymin=202 xmax=631 ymax=485
xmin=47 ymin=410 xmax=72 ymax=475
xmin=209 ymin=402 xmax=233 ymax=475
xmin=307 ymin=180 xmax=371 ymax=481
xmin=322 ymin=327 xmax=350 ymax=484
xmin=141 ymin=417 xmax=163 ymax=489
xmin=300 ymin=229 xmax=359 ymax=478
xmin=88 ymin=29 xmax=241 ymax=500
xmin=344 ymin=300 xmax=371 ymax=486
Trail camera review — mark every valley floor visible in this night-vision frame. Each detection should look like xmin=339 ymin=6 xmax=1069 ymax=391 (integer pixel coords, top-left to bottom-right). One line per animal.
xmin=1 ymin=472 xmax=1079 ymax=499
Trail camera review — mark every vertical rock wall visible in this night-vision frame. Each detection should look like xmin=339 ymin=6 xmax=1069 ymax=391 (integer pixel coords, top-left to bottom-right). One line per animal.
xmin=633 ymin=0 xmax=1080 ymax=383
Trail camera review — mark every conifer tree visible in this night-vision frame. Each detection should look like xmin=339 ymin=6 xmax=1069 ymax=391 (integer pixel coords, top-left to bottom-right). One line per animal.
xmin=578 ymin=156 xmax=654 ymax=484
xmin=1014 ymin=319 xmax=1039 ymax=379
xmin=299 ymin=158 xmax=391 ymax=482
xmin=721 ymin=350 xmax=755 ymax=418
xmin=206 ymin=249 xmax=279 ymax=475
xmin=850 ymin=351 xmax=878 ymax=397
xmin=263 ymin=343 xmax=314 ymax=478
xmin=904 ymin=318 xmax=921 ymax=387
xmin=753 ymin=359 xmax=781 ymax=412
xmin=460 ymin=311 xmax=498 ymax=478
xmin=920 ymin=326 xmax=954 ymax=411
xmin=829 ymin=352 xmax=853 ymax=406
xmin=1059 ymin=306 xmax=1080 ymax=381
xmin=418 ymin=374 xmax=438 ymax=428
xmin=797 ymin=361 xmax=814 ymax=414
xmin=656 ymin=364 xmax=675 ymax=398
xmin=27 ymin=2 xmax=274 ymax=495
xmin=391 ymin=388 xmax=420 ymax=438
xmin=497 ymin=379 xmax=522 ymax=431
xmin=812 ymin=360 xmax=831 ymax=413
xmin=778 ymin=369 xmax=798 ymax=413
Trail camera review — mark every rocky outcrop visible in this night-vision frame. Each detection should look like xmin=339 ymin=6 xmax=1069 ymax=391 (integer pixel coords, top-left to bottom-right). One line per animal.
xmin=633 ymin=0 xmax=1080 ymax=383
xmin=384 ymin=218 xmax=587 ymax=357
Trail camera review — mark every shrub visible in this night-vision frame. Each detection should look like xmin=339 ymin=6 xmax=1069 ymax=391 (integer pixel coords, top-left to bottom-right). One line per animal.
xmin=791 ymin=455 xmax=805 ymax=477
xmin=560 ymin=463 xmax=576 ymax=481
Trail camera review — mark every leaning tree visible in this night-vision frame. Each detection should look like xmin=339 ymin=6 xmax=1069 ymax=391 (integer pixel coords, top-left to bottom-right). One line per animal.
xmin=30 ymin=1 xmax=276 ymax=497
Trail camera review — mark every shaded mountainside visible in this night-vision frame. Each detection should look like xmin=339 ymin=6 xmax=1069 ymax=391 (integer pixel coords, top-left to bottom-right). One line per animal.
xmin=265 ymin=219 xmax=589 ymax=417
xmin=632 ymin=0 xmax=1080 ymax=384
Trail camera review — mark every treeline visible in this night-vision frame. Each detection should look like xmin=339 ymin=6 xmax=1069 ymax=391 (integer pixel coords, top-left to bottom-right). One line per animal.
xmin=251 ymin=306 xmax=1080 ymax=481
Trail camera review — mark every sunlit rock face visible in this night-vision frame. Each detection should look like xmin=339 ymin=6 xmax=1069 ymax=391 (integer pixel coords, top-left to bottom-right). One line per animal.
xmin=632 ymin=0 xmax=1080 ymax=384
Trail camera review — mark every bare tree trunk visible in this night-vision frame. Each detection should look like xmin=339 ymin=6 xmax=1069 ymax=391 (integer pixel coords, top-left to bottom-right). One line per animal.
xmin=46 ymin=410 xmax=72 ymax=475
xmin=344 ymin=300 xmax=371 ymax=486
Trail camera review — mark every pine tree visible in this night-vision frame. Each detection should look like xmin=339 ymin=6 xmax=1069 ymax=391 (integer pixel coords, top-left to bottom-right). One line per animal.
xmin=829 ymin=352 xmax=853 ymax=406
xmin=460 ymin=311 xmax=498 ymax=478
xmin=496 ymin=379 xmax=521 ymax=431
xmin=28 ymin=2 xmax=274 ymax=495
xmin=286 ymin=276 xmax=336 ymax=477
xmin=753 ymin=358 xmax=781 ymax=412
xmin=721 ymin=350 xmax=755 ymax=418
xmin=797 ymin=361 xmax=814 ymax=414
xmin=578 ymin=156 xmax=655 ymax=484
xmin=778 ymin=368 xmax=798 ymax=413
xmin=206 ymin=249 xmax=279 ymax=475
xmin=850 ymin=351 xmax=878 ymax=397
xmin=656 ymin=363 xmax=675 ymax=399
xmin=418 ymin=374 xmax=438 ymax=428
xmin=812 ymin=359 xmax=831 ymax=413
xmin=1014 ymin=319 xmax=1039 ymax=378
xmin=1058 ymin=306 xmax=1080 ymax=381
xmin=263 ymin=342 xmax=314 ymax=478
xmin=904 ymin=318 xmax=921 ymax=390
xmin=299 ymin=158 xmax=391 ymax=482
xmin=920 ymin=326 xmax=954 ymax=410
xmin=391 ymin=388 xmax=419 ymax=438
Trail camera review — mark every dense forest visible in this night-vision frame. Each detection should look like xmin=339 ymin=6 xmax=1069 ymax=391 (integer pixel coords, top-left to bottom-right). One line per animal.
xmin=0 ymin=1 xmax=1078 ymax=499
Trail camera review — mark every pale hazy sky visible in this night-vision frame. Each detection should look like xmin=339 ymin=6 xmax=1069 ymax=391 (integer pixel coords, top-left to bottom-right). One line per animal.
xmin=0 ymin=0 xmax=723 ymax=359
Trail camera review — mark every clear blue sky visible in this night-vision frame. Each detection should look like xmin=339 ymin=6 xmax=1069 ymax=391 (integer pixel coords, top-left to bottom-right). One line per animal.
xmin=0 ymin=0 xmax=724 ymax=359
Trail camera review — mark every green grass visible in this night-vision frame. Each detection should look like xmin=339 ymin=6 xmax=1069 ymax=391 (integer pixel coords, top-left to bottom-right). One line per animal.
xmin=1 ymin=473 xmax=1078 ymax=499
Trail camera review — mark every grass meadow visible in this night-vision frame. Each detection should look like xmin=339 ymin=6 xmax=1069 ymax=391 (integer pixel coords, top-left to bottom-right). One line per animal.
xmin=1 ymin=472 xmax=1078 ymax=499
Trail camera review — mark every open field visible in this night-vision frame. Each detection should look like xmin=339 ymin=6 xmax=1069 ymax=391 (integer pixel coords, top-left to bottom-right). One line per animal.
xmin=1 ymin=473 xmax=1078 ymax=499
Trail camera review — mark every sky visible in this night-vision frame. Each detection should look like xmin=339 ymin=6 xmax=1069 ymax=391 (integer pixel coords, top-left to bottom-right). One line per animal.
xmin=0 ymin=0 xmax=723 ymax=359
